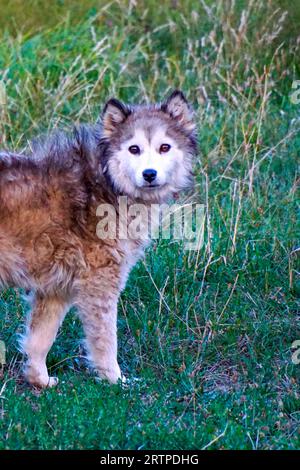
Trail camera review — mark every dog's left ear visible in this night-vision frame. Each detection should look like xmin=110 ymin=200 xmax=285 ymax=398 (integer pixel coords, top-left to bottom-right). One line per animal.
xmin=161 ymin=90 xmax=195 ymax=132
xmin=102 ymin=98 xmax=131 ymax=137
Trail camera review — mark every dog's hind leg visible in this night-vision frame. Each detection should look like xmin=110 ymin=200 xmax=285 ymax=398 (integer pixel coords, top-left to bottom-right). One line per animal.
xmin=21 ymin=294 xmax=69 ymax=388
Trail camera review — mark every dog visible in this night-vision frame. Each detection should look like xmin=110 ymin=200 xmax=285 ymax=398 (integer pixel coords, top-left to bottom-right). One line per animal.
xmin=0 ymin=90 xmax=197 ymax=388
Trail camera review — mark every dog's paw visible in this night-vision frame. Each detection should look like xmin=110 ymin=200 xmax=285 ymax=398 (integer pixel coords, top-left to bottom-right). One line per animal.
xmin=28 ymin=376 xmax=59 ymax=389
xmin=95 ymin=363 xmax=124 ymax=385
xmin=25 ymin=366 xmax=59 ymax=389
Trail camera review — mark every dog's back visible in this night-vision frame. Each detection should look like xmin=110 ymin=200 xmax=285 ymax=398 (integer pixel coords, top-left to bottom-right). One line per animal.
xmin=0 ymin=151 xmax=37 ymax=288
xmin=0 ymin=130 xmax=101 ymax=292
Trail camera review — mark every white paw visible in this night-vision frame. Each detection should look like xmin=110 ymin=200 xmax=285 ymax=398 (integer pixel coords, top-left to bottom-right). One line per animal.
xmin=25 ymin=367 xmax=59 ymax=389
xmin=95 ymin=364 xmax=123 ymax=385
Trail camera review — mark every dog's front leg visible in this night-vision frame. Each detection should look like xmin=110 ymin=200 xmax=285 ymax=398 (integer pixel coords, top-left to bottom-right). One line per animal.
xmin=75 ymin=274 xmax=123 ymax=384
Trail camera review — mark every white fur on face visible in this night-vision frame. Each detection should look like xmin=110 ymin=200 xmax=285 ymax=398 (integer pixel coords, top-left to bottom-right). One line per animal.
xmin=117 ymin=128 xmax=184 ymax=189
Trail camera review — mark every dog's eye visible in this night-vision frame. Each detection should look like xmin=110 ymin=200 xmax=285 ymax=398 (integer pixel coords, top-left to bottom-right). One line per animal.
xmin=160 ymin=144 xmax=171 ymax=153
xmin=128 ymin=145 xmax=140 ymax=155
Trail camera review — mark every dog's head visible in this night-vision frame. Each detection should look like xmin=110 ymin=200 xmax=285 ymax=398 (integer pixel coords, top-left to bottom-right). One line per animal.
xmin=100 ymin=90 xmax=197 ymax=202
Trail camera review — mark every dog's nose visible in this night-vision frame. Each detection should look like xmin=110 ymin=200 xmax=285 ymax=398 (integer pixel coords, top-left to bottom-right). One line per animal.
xmin=143 ymin=169 xmax=157 ymax=183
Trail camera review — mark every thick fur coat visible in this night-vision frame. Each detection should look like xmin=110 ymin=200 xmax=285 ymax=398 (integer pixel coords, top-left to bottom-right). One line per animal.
xmin=0 ymin=90 xmax=197 ymax=387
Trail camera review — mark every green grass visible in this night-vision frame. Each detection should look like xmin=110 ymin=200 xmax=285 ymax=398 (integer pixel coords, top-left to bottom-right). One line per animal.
xmin=0 ymin=0 xmax=299 ymax=450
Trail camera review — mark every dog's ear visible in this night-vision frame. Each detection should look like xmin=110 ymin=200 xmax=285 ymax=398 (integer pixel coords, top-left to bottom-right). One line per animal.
xmin=161 ymin=90 xmax=195 ymax=132
xmin=102 ymin=98 xmax=131 ymax=137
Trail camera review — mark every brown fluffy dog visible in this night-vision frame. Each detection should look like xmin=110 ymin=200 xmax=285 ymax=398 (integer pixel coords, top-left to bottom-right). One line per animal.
xmin=0 ymin=90 xmax=197 ymax=387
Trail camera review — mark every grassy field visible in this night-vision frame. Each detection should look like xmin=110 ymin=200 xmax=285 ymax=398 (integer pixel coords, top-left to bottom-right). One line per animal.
xmin=0 ymin=0 xmax=299 ymax=450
